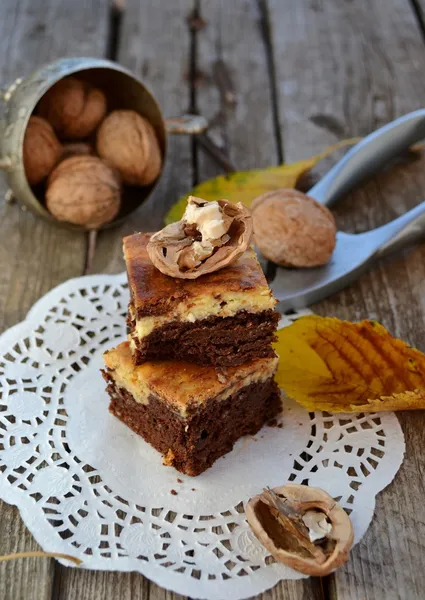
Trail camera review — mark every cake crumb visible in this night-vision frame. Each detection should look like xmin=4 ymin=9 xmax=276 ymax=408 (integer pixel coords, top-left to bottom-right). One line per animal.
xmin=170 ymin=489 xmax=178 ymax=495
xmin=191 ymin=488 xmax=196 ymax=491
xmin=163 ymin=448 xmax=175 ymax=466
xmin=177 ymin=478 xmax=183 ymax=484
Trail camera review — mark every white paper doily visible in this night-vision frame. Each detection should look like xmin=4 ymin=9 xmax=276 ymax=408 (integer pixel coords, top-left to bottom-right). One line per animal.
xmin=0 ymin=272 xmax=405 ymax=600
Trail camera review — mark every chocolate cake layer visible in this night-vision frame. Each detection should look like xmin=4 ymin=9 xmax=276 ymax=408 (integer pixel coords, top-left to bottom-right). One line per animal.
xmin=103 ymin=342 xmax=280 ymax=476
xmin=124 ymin=232 xmax=279 ymax=367
xmin=103 ymin=370 xmax=281 ymax=477
xmin=128 ymin=308 xmax=280 ymax=366
xmin=103 ymin=342 xmax=279 ymax=416
xmin=124 ymin=232 xmax=276 ymax=319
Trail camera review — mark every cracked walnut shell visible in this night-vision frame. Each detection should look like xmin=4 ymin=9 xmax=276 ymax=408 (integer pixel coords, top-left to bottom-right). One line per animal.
xmin=46 ymin=156 xmax=121 ymax=229
xmin=251 ymin=189 xmax=336 ymax=267
xmin=23 ymin=116 xmax=62 ymax=186
xmin=96 ymin=110 xmax=162 ymax=186
xmin=38 ymin=77 xmax=107 ymax=139
xmin=246 ymin=484 xmax=354 ymax=576
xmin=147 ymin=196 xmax=253 ymax=278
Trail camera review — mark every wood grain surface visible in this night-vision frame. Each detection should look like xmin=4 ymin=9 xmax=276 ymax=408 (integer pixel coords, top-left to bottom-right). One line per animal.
xmin=195 ymin=3 xmax=323 ymax=598
xmin=52 ymin=1 xmax=193 ymax=598
xmin=0 ymin=2 xmax=109 ymax=599
xmin=90 ymin=0 xmax=195 ymax=275
xmin=269 ymin=0 xmax=425 ymax=599
xmin=2 ymin=0 xmax=425 ymax=599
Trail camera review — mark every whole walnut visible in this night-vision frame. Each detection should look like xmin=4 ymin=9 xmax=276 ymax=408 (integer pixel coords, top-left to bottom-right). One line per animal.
xmin=251 ymin=189 xmax=336 ymax=267
xmin=38 ymin=77 xmax=107 ymax=139
xmin=23 ymin=116 xmax=62 ymax=186
xmin=46 ymin=156 xmax=121 ymax=229
xmin=96 ymin=110 xmax=162 ymax=186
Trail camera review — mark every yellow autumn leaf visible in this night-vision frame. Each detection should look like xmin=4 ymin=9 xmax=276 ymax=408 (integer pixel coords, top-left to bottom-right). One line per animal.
xmin=274 ymin=316 xmax=425 ymax=412
xmin=165 ymin=138 xmax=360 ymax=224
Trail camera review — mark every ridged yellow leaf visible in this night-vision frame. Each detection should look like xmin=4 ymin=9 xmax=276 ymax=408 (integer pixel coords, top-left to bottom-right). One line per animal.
xmin=165 ymin=139 xmax=360 ymax=225
xmin=274 ymin=316 xmax=425 ymax=412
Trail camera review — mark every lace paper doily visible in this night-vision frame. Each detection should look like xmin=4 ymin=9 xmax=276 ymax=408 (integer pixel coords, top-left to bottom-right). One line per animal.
xmin=0 ymin=272 xmax=405 ymax=600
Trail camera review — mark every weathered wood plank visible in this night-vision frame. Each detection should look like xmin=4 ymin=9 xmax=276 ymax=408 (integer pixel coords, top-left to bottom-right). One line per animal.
xmin=196 ymin=0 xmax=279 ymax=175
xmin=268 ymin=0 xmax=425 ymax=598
xmin=90 ymin=1 xmax=324 ymax=598
xmin=0 ymin=2 xmax=109 ymax=599
xmin=57 ymin=0 xmax=193 ymax=599
xmin=90 ymin=0 xmax=194 ymax=275
xmin=194 ymin=2 xmax=324 ymax=599
xmin=52 ymin=568 xmax=150 ymax=600
xmin=12 ymin=1 xmax=425 ymax=599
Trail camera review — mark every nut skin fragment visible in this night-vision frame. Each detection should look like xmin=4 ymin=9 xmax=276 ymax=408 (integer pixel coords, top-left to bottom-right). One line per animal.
xmin=251 ymin=189 xmax=336 ymax=267
xmin=96 ymin=110 xmax=162 ymax=186
xmin=246 ymin=484 xmax=354 ymax=576
xmin=46 ymin=155 xmax=121 ymax=229
xmin=178 ymin=241 xmax=213 ymax=269
xmin=23 ymin=116 xmax=62 ymax=186
xmin=38 ymin=77 xmax=107 ymax=139
xmin=60 ymin=142 xmax=94 ymax=162
xmin=147 ymin=197 xmax=253 ymax=279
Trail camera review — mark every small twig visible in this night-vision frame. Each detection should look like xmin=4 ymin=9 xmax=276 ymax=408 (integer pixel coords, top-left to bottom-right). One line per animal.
xmin=197 ymin=134 xmax=237 ymax=173
xmin=213 ymin=59 xmax=237 ymax=106
xmin=0 ymin=551 xmax=82 ymax=566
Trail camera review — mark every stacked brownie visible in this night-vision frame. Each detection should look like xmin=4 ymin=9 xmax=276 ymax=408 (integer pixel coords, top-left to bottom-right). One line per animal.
xmin=102 ymin=232 xmax=281 ymax=476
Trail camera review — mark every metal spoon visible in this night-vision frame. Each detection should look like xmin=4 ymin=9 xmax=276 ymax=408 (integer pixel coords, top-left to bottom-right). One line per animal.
xmin=270 ymin=109 xmax=425 ymax=310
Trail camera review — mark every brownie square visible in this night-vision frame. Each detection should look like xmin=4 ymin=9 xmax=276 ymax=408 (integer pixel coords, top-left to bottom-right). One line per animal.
xmin=102 ymin=342 xmax=281 ymax=476
xmin=124 ymin=232 xmax=279 ymax=367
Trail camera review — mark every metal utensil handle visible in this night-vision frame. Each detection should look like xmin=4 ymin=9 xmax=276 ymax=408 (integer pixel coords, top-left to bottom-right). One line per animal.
xmin=370 ymin=200 xmax=425 ymax=259
xmin=309 ymin=109 xmax=425 ymax=207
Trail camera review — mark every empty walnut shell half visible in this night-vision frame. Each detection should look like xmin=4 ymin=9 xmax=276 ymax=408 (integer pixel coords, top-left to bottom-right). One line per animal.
xmin=246 ymin=484 xmax=354 ymax=576
xmin=147 ymin=199 xmax=253 ymax=279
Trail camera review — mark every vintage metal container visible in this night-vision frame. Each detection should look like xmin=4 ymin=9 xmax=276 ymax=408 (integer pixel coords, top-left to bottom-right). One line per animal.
xmin=0 ymin=57 xmax=206 ymax=230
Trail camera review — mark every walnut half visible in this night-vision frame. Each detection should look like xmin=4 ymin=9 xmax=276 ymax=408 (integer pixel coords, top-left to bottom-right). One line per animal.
xmin=147 ymin=196 xmax=253 ymax=278
xmin=246 ymin=484 xmax=354 ymax=576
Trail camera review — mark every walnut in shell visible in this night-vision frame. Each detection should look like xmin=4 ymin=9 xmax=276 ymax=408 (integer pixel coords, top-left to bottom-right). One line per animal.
xmin=96 ymin=110 xmax=162 ymax=186
xmin=246 ymin=484 xmax=354 ymax=576
xmin=251 ymin=189 xmax=336 ymax=267
xmin=38 ymin=77 xmax=107 ymax=139
xmin=23 ymin=116 xmax=62 ymax=186
xmin=46 ymin=156 xmax=121 ymax=229
xmin=147 ymin=196 xmax=253 ymax=279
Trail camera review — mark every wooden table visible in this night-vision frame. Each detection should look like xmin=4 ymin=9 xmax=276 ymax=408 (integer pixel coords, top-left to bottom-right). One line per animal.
xmin=1 ymin=1 xmax=425 ymax=598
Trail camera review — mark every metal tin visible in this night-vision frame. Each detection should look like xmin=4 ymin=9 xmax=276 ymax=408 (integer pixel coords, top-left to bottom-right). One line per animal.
xmin=0 ymin=57 xmax=206 ymax=230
